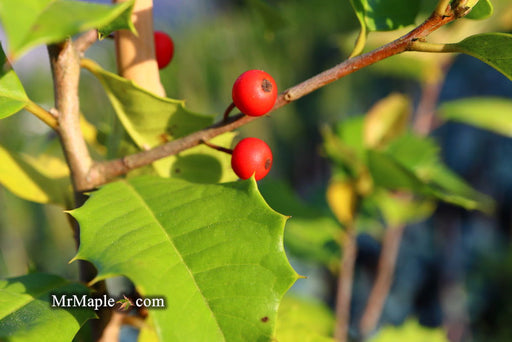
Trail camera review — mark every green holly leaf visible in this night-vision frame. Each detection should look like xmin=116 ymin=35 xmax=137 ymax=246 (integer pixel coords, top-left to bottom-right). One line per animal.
xmin=0 ymin=0 xmax=135 ymax=60
xmin=367 ymin=134 xmax=494 ymax=212
xmin=97 ymin=0 xmax=136 ymax=39
xmin=71 ymin=176 xmax=298 ymax=341
xmin=260 ymin=180 xmax=341 ymax=269
xmin=0 ymin=44 xmax=28 ymax=119
xmin=0 ymin=273 xmax=95 ymax=342
xmin=451 ymin=33 xmax=512 ymax=81
xmin=439 ymin=97 xmax=512 ymax=137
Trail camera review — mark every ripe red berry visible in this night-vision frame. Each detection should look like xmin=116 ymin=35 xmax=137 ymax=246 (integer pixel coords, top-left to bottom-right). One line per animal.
xmin=232 ymin=70 xmax=277 ymax=117
xmin=154 ymin=31 xmax=174 ymax=69
xmin=231 ymin=137 xmax=273 ymax=181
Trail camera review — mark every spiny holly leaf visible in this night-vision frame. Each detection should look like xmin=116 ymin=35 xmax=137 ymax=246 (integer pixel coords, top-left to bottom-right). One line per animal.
xmin=71 ymin=176 xmax=298 ymax=342
xmin=260 ymin=180 xmax=341 ymax=269
xmin=0 ymin=273 xmax=95 ymax=342
xmin=83 ymin=59 xmax=213 ymax=147
xmin=0 ymin=44 xmax=28 ymax=119
xmin=439 ymin=97 xmax=512 ymax=137
xmin=275 ymin=295 xmax=334 ymax=342
xmin=0 ymin=0 xmax=135 ymax=60
xmin=0 ymin=144 xmax=72 ymax=206
xmin=367 ymin=134 xmax=494 ymax=212
xmin=451 ymin=33 xmax=512 ymax=81
xmin=97 ymin=0 xmax=136 ymax=39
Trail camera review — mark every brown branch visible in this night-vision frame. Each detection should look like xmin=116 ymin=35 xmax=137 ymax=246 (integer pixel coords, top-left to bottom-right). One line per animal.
xmin=114 ymin=0 xmax=165 ymax=96
xmin=335 ymin=228 xmax=358 ymax=342
xmin=81 ymin=8 xmax=460 ymax=191
xmin=48 ymin=41 xmax=93 ymax=196
xmin=75 ymin=29 xmax=98 ymax=55
xmin=359 ymin=225 xmax=406 ymax=337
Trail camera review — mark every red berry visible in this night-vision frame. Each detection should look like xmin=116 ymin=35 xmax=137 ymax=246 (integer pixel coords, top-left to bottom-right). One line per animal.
xmin=154 ymin=31 xmax=174 ymax=69
xmin=232 ymin=70 xmax=277 ymax=117
xmin=231 ymin=138 xmax=273 ymax=181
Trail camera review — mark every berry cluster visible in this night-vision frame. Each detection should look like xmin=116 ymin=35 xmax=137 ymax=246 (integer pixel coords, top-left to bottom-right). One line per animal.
xmin=228 ymin=70 xmax=277 ymax=181
xmin=154 ymin=30 xmax=277 ymax=181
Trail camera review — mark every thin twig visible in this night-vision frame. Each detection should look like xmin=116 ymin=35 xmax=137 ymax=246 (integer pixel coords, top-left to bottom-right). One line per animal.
xmin=223 ymin=102 xmax=236 ymax=121
xmin=24 ymin=99 xmax=58 ymax=130
xmin=335 ymin=227 xmax=357 ymax=342
xmin=413 ymin=57 xmax=454 ymax=135
xmin=359 ymin=225 xmax=406 ymax=337
xmin=75 ymin=30 xmax=98 ymax=54
xmin=81 ymin=10 xmax=460 ymax=191
xmin=201 ymin=140 xmax=233 ymax=154
xmin=48 ymin=41 xmax=93 ymax=193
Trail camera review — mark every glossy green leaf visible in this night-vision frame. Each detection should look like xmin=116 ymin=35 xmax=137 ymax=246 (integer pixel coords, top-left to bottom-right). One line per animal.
xmin=438 ymin=97 xmax=512 ymax=137
xmin=0 ymin=273 xmax=95 ymax=342
xmin=465 ymin=0 xmax=493 ymax=20
xmin=153 ymin=132 xmax=238 ymax=183
xmin=83 ymin=60 xmax=213 ymax=149
xmin=368 ymin=134 xmax=493 ymax=212
xmin=275 ymin=295 xmax=334 ymax=342
xmin=0 ymin=144 xmax=72 ymax=206
xmin=452 ymin=33 xmax=512 ymax=81
xmin=367 ymin=150 xmax=423 ymax=191
xmin=71 ymin=176 xmax=298 ymax=341
xmin=349 ymin=0 xmax=421 ymax=32
xmin=97 ymin=0 xmax=136 ymax=39
xmin=371 ymin=319 xmax=449 ymax=342
xmin=0 ymin=0 xmax=135 ymax=60
xmin=0 ymin=44 xmax=28 ymax=119
xmin=260 ymin=180 xmax=341 ymax=269
xmin=427 ymin=163 xmax=494 ymax=213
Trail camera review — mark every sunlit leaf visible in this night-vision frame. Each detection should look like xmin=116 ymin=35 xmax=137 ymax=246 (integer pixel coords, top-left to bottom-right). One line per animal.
xmin=364 ymin=93 xmax=411 ymax=149
xmin=439 ymin=97 xmax=512 ymax=137
xmin=0 ymin=144 xmax=72 ymax=206
xmin=0 ymin=273 xmax=95 ymax=342
xmin=465 ymin=0 xmax=493 ymax=20
xmin=71 ymin=176 xmax=298 ymax=341
xmin=0 ymin=44 xmax=28 ymax=119
xmin=326 ymin=180 xmax=358 ymax=226
xmin=0 ymin=0 xmax=135 ymax=60
xmin=452 ymin=33 xmax=512 ymax=81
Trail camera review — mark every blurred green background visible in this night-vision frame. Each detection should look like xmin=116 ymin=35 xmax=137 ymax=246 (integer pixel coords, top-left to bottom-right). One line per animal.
xmin=2 ymin=0 xmax=512 ymax=341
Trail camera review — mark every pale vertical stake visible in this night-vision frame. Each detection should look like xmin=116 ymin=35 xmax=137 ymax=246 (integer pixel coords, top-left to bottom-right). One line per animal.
xmin=114 ymin=0 xmax=166 ymax=97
